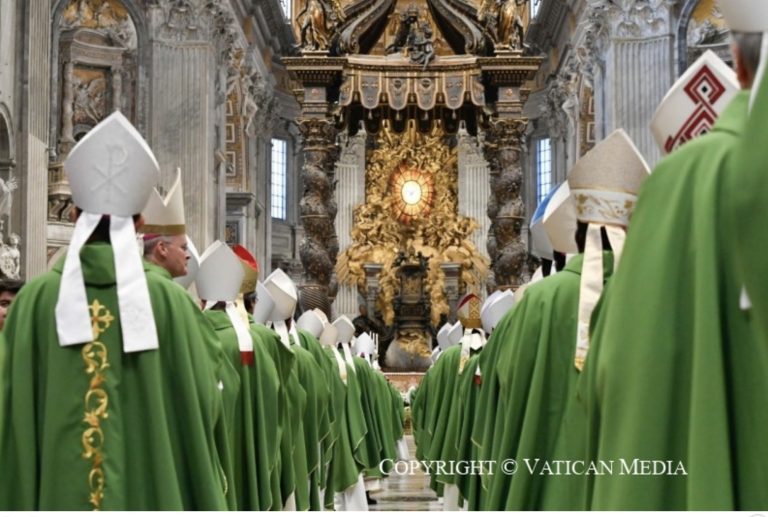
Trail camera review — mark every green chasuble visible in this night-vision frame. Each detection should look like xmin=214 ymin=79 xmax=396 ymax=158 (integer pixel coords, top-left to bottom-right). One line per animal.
xmin=289 ymin=330 xmax=331 ymax=510
xmin=487 ymin=253 xmax=613 ymax=511
xmin=409 ymin=365 xmax=428 ymax=460
xmin=322 ymin=346 xmax=367 ymax=504
xmin=296 ymin=329 xmax=338 ymax=500
xmin=721 ymin=72 xmax=768 ymax=509
xmin=145 ymin=263 xmax=239 ymax=511
xmin=453 ymin=352 xmax=483 ymax=507
xmin=0 ymin=243 xmax=228 ymax=510
xmin=466 ymin=304 xmax=517 ymax=510
xmin=434 ymin=344 xmax=482 ymax=496
xmin=550 ymin=90 xmax=767 ymax=510
xmin=203 ymin=310 xmax=281 ymax=511
xmin=341 ymin=350 xmax=373 ymax=472
xmin=248 ymin=322 xmax=302 ymax=510
xmin=353 ymin=357 xmax=399 ymax=479
xmin=420 ymin=345 xmax=462 ymax=495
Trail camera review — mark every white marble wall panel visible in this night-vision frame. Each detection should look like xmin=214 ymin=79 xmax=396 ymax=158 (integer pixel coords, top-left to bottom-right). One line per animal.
xmin=458 ymin=134 xmax=491 ymax=264
xmin=333 ymin=133 xmax=366 ymax=319
xmin=21 ymin=0 xmax=50 ymax=278
xmin=150 ymin=42 xmax=215 ymax=251
xmin=607 ymin=36 xmax=674 ymax=167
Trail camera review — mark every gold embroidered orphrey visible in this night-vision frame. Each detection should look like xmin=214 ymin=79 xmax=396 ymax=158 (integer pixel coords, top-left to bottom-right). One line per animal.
xmin=82 ymin=299 xmax=114 ymax=510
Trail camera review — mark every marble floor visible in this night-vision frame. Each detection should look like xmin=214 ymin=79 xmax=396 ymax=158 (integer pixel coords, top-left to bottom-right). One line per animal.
xmin=370 ymin=434 xmax=442 ymax=511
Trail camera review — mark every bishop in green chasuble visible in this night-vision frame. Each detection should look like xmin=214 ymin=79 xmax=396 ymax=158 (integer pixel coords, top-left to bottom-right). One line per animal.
xmin=0 ymin=244 xmax=229 ymax=510
xmin=557 ymin=49 xmax=767 ymax=511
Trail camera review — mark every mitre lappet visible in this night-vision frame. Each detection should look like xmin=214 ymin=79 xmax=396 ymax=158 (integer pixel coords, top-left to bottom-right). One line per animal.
xmin=568 ymin=129 xmax=650 ymax=371
xmin=57 ymin=111 xmax=159 ymax=352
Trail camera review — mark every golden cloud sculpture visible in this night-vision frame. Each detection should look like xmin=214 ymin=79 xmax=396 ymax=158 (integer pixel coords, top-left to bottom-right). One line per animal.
xmin=336 ymin=120 xmax=490 ymax=327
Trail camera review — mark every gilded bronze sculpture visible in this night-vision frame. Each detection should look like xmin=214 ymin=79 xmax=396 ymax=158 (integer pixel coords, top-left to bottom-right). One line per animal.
xmin=297 ymin=0 xmax=345 ymax=51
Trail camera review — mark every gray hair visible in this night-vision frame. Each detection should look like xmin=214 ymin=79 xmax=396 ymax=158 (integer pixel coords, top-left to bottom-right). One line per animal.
xmin=732 ymin=31 xmax=763 ymax=76
xmin=143 ymin=235 xmax=174 ymax=258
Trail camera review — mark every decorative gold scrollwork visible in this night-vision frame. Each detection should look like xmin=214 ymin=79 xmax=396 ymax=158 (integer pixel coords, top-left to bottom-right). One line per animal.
xmin=80 ymin=299 xmax=114 ymax=510
xmin=336 ymin=121 xmax=489 ymax=327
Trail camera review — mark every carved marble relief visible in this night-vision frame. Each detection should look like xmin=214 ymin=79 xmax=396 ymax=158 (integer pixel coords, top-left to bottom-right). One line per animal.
xmin=50 ymin=0 xmax=139 ymax=223
xmin=685 ymin=0 xmax=730 ymax=65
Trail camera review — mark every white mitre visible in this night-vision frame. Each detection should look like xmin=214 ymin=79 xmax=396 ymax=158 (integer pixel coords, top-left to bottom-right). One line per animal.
xmin=567 ymin=129 xmax=650 ymax=371
xmin=484 ymin=290 xmax=515 ymax=333
xmin=446 ymin=321 xmax=463 ymax=349
xmin=436 ymin=323 xmax=451 ymax=350
xmin=333 ymin=315 xmax=356 ymax=344
xmin=542 ymin=182 xmax=578 ymax=255
xmin=355 ymin=332 xmax=375 ymax=360
xmin=265 ymin=269 xmax=297 ymax=322
xmin=197 ymin=241 xmax=243 ymax=304
xmin=296 ymin=310 xmax=325 ymax=338
xmin=651 ymin=51 xmax=739 ymax=155
xmin=530 ymin=190 xmax=555 ymax=260
xmin=197 ymin=241 xmax=253 ymax=355
xmin=319 ymin=319 xmax=339 ymax=348
xmin=174 ymin=236 xmax=200 ymax=290
xmin=142 ymin=168 xmax=186 ymax=236
xmin=252 ymin=282 xmax=275 ymax=325
xmin=57 ymin=111 xmax=159 ymax=353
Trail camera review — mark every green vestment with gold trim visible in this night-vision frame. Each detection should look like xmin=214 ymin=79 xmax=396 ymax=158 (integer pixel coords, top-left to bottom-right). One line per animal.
xmin=0 ymin=243 xmax=228 ymax=510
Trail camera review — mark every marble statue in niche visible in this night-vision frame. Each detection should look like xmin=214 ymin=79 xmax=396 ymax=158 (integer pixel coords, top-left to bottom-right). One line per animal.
xmin=0 ymin=233 xmax=20 ymax=280
xmin=0 ymin=175 xmax=17 ymax=234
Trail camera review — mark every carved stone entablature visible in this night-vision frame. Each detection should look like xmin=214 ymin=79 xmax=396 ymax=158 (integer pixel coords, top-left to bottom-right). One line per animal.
xmin=148 ymin=0 xmax=241 ymax=51
xmin=338 ymin=56 xmax=486 ymax=111
xmin=580 ymin=0 xmax=675 ymax=44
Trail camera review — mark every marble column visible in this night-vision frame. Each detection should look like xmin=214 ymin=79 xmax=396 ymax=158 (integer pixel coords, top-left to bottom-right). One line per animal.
xmin=149 ymin=41 xmax=216 ymax=250
xmin=604 ymin=35 xmax=673 ymax=166
xmin=20 ymin=0 xmax=51 ymax=278
xmin=457 ymin=128 xmax=491 ymax=293
xmin=332 ymin=129 xmax=366 ymax=319
xmin=481 ymin=118 xmax=528 ymax=290
xmin=297 ymin=117 xmax=339 ymax=318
